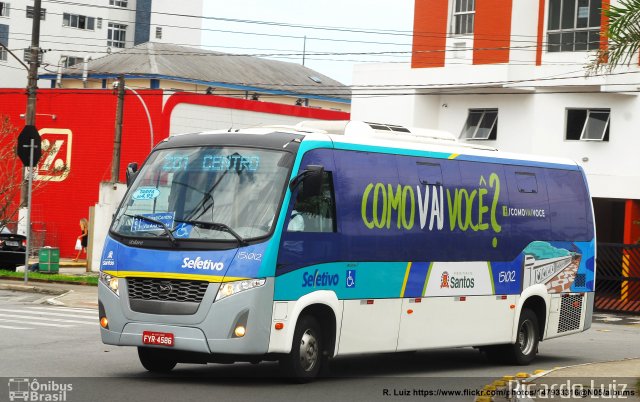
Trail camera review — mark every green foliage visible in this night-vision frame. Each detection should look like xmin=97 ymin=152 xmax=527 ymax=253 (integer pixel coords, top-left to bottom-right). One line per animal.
xmin=590 ymin=0 xmax=640 ymax=72
xmin=0 ymin=269 xmax=99 ymax=286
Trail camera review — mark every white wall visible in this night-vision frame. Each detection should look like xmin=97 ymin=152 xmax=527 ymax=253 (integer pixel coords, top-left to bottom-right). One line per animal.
xmin=150 ymin=0 xmax=202 ymax=48
xmin=169 ymin=103 xmax=321 ymax=135
xmin=89 ymin=182 xmax=127 ymax=271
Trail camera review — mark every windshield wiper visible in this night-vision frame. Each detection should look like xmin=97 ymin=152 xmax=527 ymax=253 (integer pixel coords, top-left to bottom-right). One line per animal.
xmin=124 ymin=214 xmax=177 ymax=247
xmin=174 ymin=219 xmax=248 ymax=246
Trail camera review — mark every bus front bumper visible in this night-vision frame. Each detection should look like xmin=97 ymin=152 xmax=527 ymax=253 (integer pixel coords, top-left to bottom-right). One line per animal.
xmin=99 ymin=278 xmax=274 ymax=356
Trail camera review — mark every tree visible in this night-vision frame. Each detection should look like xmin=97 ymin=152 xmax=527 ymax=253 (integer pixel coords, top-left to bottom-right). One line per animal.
xmin=590 ymin=0 xmax=640 ymax=72
xmin=0 ymin=115 xmax=67 ymax=232
xmin=0 ymin=115 xmax=23 ymax=231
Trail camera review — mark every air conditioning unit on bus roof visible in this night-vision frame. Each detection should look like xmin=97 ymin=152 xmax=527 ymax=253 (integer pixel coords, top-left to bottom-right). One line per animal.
xmin=294 ymin=120 xmax=458 ymax=142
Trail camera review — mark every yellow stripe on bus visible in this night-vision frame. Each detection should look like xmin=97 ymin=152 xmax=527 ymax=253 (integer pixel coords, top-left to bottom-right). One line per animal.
xmin=101 ymin=270 xmax=248 ymax=283
xmin=400 ymin=262 xmax=412 ymax=297
xmin=422 ymin=262 xmax=434 ymax=297
xmin=448 ymin=154 xmax=460 ymax=160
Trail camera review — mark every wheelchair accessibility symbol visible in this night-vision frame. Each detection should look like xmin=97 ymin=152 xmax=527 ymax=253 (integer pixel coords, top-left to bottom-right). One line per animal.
xmin=346 ymin=270 xmax=356 ymax=288
xmin=174 ymin=223 xmax=193 ymax=239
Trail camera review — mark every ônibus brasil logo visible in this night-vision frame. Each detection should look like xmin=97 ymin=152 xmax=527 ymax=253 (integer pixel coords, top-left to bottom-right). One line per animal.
xmin=440 ymin=271 xmax=475 ymax=289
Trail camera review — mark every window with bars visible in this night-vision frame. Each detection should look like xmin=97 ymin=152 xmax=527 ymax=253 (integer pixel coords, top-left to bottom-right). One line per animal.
xmin=63 ymin=13 xmax=95 ymax=30
xmin=108 ymin=23 xmax=127 ymax=48
xmin=460 ymin=109 xmax=498 ymax=140
xmin=109 ymin=0 xmax=128 ymax=7
xmin=453 ymin=0 xmax=475 ymax=35
xmin=548 ymin=0 xmax=601 ymax=52
xmin=565 ymin=108 xmax=610 ymax=141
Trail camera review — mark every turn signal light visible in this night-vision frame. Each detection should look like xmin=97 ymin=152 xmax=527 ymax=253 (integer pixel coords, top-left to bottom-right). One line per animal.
xmin=274 ymin=322 xmax=284 ymax=330
xmin=100 ymin=317 xmax=109 ymax=328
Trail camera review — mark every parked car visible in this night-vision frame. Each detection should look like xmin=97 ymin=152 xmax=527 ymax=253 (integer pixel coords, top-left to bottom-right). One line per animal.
xmin=0 ymin=226 xmax=26 ymax=271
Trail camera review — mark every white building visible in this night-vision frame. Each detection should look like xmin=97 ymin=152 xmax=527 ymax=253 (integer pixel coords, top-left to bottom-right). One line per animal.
xmin=0 ymin=0 xmax=203 ymax=87
xmin=351 ymin=0 xmax=640 ymax=245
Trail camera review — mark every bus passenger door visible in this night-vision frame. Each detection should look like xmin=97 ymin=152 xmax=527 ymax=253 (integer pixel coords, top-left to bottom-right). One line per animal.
xmin=275 ymin=149 xmax=342 ymax=300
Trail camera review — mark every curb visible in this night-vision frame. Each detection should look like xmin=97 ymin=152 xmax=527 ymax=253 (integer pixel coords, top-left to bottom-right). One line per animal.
xmin=0 ymin=283 xmax=67 ymax=296
xmin=0 ymin=276 xmax=97 ymax=287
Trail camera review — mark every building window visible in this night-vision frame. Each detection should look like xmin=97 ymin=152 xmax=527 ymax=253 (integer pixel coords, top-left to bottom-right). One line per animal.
xmin=26 ymin=6 xmax=46 ymax=20
xmin=453 ymin=0 xmax=475 ymax=35
xmin=155 ymin=26 xmax=162 ymax=39
xmin=0 ymin=2 xmax=9 ymax=17
xmin=0 ymin=24 xmax=8 ymax=62
xmin=63 ymin=13 xmax=95 ymax=30
xmin=107 ymin=23 xmax=127 ymax=48
xmin=109 ymin=0 xmax=128 ymax=7
xmin=63 ymin=56 xmax=83 ymax=68
xmin=97 ymin=17 xmax=102 ymax=29
xmin=548 ymin=0 xmax=601 ymax=52
xmin=460 ymin=109 xmax=498 ymax=140
xmin=566 ymin=108 xmax=610 ymax=141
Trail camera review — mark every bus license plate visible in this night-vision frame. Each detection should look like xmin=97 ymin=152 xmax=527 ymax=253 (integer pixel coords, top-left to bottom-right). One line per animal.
xmin=142 ymin=331 xmax=174 ymax=347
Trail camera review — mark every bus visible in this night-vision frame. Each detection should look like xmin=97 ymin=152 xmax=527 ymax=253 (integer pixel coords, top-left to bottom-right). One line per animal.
xmin=98 ymin=120 xmax=596 ymax=380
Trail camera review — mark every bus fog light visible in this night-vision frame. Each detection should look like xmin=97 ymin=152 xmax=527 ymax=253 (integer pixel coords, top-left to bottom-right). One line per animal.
xmin=234 ymin=326 xmax=246 ymax=337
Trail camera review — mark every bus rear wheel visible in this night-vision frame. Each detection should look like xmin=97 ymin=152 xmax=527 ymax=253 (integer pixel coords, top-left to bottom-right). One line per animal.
xmin=137 ymin=347 xmax=177 ymax=373
xmin=485 ymin=308 xmax=539 ymax=365
xmin=280 ymin=315 xmax=323 ymax=382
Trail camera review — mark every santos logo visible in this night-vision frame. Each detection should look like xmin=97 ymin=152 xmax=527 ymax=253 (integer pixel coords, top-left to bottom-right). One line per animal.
xmin=440 ymin=271 xmax=475 ymax=289
xmin=302 ymin=270 xmax=339 ymax=287
xmin=181 ymin=257 xmax=224 ymax=271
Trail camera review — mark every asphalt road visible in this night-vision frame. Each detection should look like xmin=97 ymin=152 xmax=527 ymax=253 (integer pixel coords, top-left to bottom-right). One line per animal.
xmin=1 ymin=289 xmax=639 ymax=402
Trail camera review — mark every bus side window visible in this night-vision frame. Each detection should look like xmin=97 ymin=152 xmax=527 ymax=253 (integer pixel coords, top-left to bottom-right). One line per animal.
xmin=417 ymin=162 xmax=443 ymax=186
xmin=287 ymin=171 xmax=336 ymax=233
xmin=515 ymin=172 xmax=538 ymax=193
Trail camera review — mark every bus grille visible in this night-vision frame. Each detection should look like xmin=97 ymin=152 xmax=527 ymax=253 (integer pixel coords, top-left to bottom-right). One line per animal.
xmin=558 ymin=294 xmax=583 ymax=333
xmin=127 ymin=278 xmax=209 ymax=303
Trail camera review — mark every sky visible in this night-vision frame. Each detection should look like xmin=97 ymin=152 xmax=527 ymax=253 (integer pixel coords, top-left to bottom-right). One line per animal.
xmin=201 ymin=0 xmax=415 ymax=85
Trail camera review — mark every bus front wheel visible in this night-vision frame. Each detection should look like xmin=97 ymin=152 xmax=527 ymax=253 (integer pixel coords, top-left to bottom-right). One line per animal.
xmin=280 ymin=315 xmax=323 ymax=382
xmin=137 ymin=347 xmax=177 ymax=373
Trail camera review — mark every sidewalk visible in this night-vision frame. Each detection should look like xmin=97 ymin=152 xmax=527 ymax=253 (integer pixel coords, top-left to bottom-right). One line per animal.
xmin=524 ymin=359 xmax=640 ymax=401
xmin=1 ymin=258 xmax=98 ymax=309
xmin=489 ymin=359 xmax=640 ymax=402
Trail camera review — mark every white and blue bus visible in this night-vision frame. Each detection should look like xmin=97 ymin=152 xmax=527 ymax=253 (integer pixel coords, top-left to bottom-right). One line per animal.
xmin=99 ymin=121 xmax=596 ymax=380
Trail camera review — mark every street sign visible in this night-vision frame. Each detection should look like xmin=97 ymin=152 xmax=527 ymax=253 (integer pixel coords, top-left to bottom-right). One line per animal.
xmin=16 ymin=125 xmax=42 ymax=166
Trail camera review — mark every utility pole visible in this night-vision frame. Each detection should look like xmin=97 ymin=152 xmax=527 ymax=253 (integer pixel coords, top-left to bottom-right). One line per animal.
xmin=111 ymin=75 xmax=125 ymax=183
xmin=302 ymin=36 xmax=306 ymax=66
xmin=21 ymin=0 xmax=42 ymax=207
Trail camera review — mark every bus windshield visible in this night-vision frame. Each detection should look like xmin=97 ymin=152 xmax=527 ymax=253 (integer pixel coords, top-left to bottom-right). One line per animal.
xmin=111 ymin=146 xmax=292 ymax=243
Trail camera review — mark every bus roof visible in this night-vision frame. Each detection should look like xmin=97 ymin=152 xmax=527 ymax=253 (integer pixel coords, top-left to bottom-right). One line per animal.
xmin=167 ymin=120 xmax=579 ymax=170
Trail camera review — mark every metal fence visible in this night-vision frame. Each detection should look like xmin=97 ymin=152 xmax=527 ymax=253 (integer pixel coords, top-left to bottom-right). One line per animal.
xmin=595 ymin=243 xmax=640 ymax=313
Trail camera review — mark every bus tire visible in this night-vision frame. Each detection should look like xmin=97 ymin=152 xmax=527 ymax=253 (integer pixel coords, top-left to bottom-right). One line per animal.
xmin=507 ymin=308 xmax=540 ymax=365
xmin=137 ymin=347 xmax=177 ymax=373
xmin=280 ymin=315 xmax=323 ymax=382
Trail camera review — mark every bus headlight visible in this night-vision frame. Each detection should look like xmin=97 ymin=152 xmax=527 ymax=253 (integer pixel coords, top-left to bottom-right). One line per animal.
xmin=215 ymin=278 xmax=266 ymax=302
xmin=100 ymin=272 xmax=119 ymax=296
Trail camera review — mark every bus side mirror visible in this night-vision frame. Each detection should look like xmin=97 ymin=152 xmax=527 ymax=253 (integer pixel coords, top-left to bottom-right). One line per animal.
xmin=289 ymin=165 xmax=324 ymax=200
xmin=126 ymin=162 xmax=139 ymax=187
